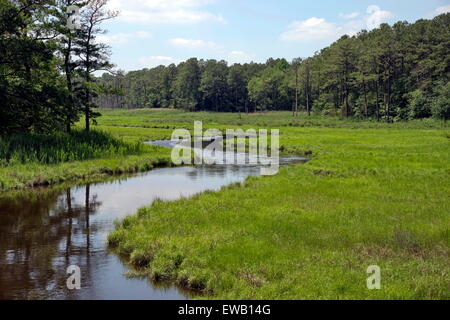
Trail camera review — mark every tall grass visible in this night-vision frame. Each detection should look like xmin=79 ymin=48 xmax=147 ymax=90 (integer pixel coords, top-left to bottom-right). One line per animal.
xmin=96 ymin=108 xmax=450 ymax=130
xmin=0 ymin=129 xmax=143 ymax=166
xmin=107 ymin=114 xmax=450 ymax=300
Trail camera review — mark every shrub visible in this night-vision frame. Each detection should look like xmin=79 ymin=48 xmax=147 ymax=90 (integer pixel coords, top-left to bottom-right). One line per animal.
xmin=432 ymin=82 xmax=450 ymax=120
xmin=406 ymin=90 xmax=432 ymax=120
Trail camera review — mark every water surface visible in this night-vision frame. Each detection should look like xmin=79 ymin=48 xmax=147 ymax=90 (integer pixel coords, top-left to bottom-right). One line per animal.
xmin=0 ymin=143 xmax=306 ymax=300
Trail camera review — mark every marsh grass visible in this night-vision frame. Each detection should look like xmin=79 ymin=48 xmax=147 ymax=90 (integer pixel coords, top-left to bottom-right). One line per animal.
xmin=106 ymin=110 xmax=450 ymax=300
xmin=0 ymin=129 xmax=143 ymax=166
xmin=0 ymin=129 xmax=172 ymax=191
xmin=96 ymin=108 xmax=449 ymax=131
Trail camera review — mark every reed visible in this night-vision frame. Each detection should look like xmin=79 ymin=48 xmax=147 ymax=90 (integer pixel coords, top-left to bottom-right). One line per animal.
xmin=0 ymin=129 xmax=143 ymax=166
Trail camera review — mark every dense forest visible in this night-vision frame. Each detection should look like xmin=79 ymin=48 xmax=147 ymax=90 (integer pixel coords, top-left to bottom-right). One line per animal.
xmin=1 ymin=1 xmax=449 ymax=138
xmin=97 ymin=14 xmax=450 ymax=121
xmin=0 ymin=0 xmax=116 ymax=134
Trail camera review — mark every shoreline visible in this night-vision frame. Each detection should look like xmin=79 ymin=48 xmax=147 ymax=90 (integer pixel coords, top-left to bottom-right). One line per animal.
xmin=0 ymin=151 xmax=173 ymax=193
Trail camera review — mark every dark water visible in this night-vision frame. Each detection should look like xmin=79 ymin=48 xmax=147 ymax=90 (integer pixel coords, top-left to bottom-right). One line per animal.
xmin=0 ymin=142 xmax=306 ymax=300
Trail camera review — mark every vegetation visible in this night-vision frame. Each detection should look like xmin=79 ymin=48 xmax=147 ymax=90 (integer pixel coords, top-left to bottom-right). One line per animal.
xmin=0 ymin=127 xmax=172 ymax=191
xmin=0 ymin=0 xmax=116 ymax=135
xmin=0 ymin=1 xmax=172 ymax=192
xmin=0 ymin=129 xmax=143 ymax=165
xmin=97 ymin=14 xmax=450 ymax=121
xmin=0 ymin=0 xmax=448 ymax=301
xmin=108 ymin=110 xmax=450 ymax=300
xmin=96 ymin=108 xmax=450 ymax=131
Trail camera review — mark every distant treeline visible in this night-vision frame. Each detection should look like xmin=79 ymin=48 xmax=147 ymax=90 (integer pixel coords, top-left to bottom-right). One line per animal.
xmin=97 ymin=14 xmax=450 ymax=121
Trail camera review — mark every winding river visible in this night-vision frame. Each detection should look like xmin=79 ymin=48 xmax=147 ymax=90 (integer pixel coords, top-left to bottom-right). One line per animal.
xmin=0 ymin=141 xmax=306 ymax=300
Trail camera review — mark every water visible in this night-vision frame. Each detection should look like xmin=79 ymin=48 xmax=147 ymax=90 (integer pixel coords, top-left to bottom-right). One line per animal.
xmin=0 ymin=142 xmax=307 ymax=300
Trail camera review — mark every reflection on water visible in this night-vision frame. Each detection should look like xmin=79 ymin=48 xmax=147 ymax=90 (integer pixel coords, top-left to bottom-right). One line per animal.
xmin=0 ymin=160 xmax=305 ymax=300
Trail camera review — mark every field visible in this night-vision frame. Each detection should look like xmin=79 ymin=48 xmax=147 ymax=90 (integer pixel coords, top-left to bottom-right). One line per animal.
xmin=0 ymin=108 xmax=448 ymax=299
xmin=100 ymin=109 xmax=450 ymax=300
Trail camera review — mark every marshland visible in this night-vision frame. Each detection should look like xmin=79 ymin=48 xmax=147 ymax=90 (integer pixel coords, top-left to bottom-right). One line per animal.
xmin=1 ymin=0 xmax=449 ymax=301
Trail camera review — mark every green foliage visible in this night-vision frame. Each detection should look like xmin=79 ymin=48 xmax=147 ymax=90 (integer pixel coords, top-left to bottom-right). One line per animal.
xmin=200 ymin=60 xmax=229 ymax=112
xmin=248 ymin=59 xmax=291 ymax=111
xmin=0 ymin=0 xmax=69 ymax=134
xmin=0 ymin=0 xmax=117 ymax=134
xmin=432 ymin=82 xmax=450 ymax=120
xmin=405 ymin=90 xmax=432 ymax=120
xmin=173 ymin=58 xmax=201 ymax=111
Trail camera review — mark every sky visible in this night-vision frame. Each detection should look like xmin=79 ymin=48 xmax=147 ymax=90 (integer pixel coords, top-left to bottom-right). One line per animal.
xmin=99 ymin=0 xmax=450 ymax=71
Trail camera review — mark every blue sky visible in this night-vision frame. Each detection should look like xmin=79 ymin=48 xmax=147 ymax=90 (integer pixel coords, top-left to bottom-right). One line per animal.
xmin=100 ymin=0 xmax=450 ymax=71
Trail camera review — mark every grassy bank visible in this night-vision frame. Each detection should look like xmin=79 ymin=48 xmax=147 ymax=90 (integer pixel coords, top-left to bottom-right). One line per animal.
xmin=0 ymin=129 xmax=172 ymax=191
xmin=96 ymin=108 xmax=449 ymax=130
xmin=107 ymin=109 xmax=450 ymax=300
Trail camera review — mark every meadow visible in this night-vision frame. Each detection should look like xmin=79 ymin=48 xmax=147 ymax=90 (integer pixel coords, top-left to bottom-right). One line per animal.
xmin=0 ymin=108 xmax=448 ymax=299
xmin=103 ymin=109 xmax=450 ymax=300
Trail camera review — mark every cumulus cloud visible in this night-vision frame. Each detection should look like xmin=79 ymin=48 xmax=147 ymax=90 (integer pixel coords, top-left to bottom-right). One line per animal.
xmin=280 ymin=5 xmax=393 ymax=42
xmin=168 ymin=38 xmax=223 ymax=50
xmin=107 ymin=0 xmax=225 ymax=24
xmin=227 ymin=50 xmax=257 ymax=64
xmin=138 ymin=56 xmax=180 ymax=67
xmin=96 ymin=31 xmax=152 ymax=45
xmin=340 ymin=12 xmax=360 ymax=19
xmin=279 ymin=17 xmax=338 ymax=42
xmin=430 ymin=5 xmax=450 ymax=17
xmin=366 ymin=5 xmax=393 ymax=30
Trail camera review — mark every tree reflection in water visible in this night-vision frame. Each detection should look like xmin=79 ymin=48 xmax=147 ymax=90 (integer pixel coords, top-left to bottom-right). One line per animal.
xmin=0 ymin=185 xmax=101 ymax=299
xmin=0 ymin=158 xmax=306 ymax=300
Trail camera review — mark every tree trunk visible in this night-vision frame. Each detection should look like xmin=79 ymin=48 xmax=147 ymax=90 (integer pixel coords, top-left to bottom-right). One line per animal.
xmin=386 ymin=72 xmax=391 ymax=123
xmin=64 ymin=37 xmax=74 ymax=133
xmin=85 ymin=27 xmax=92 ymax=131
xmin=294 ymin=70 xmax=298 ymax=117
xmin=376 ymin=75 xmax=381 ymax=121
xmin=306 ymin=86 xmax=310 ymax=116
xmin=362 ymin=75 xmax=369 ymax=119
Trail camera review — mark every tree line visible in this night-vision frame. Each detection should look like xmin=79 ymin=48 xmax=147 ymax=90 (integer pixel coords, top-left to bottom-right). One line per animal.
xmin=0 ymin=0 xmax=116 ymax=135
xmin=97 ymin=13 xmax=450 ymax=121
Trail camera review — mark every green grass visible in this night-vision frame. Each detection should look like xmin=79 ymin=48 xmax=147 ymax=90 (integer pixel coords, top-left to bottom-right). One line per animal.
xmin=0 ymin=128 xmax=172 ymax=191
xmin=96 ymin=108 xmax=449 ymax=131
xmin=0 ymin=129 xmax=143 ymax=165
xmin=106 ymin=109 xmax=450 ymax=300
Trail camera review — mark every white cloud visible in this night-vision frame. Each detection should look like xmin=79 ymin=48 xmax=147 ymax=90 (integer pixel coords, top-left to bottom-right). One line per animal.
xmin=430 ymin=5 xmax=450 ymax=17
xmin=340 ymin=12 xmax=360 ymax=19
xmin=366 ymin=5 xmax=393 ymax=30
xmin=107 ymin=0 xmax=225 ymax=24
xmin=96 ymin=31 xmax=152 ymax=45
xmin=280 ymin=5 xmax=393 ymax=42
xmin=168 ymin=38 xmax=223 ymax=50
xmin=279 ymin=17 xmax=338 ymax=42
xmin=227 ymin=50 xmax=257 ymax=64
xmin=138 ymin=56 xmax=180 ymax=67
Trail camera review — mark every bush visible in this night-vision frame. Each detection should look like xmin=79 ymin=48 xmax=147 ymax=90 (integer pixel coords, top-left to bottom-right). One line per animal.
xmin=406 ymin=90 xmax=432 ymax=120
xmin=432 ymin=82 xmax=450 ymax=120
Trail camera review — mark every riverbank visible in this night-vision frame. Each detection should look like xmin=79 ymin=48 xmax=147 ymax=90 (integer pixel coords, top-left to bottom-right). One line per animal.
xmin=107 ymin=111 xmax=449 ymax=299
xmin=0 ymin=129 xmax=173 ymax=192
xmin=0 ymin=150 xmax=172 ymax=191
